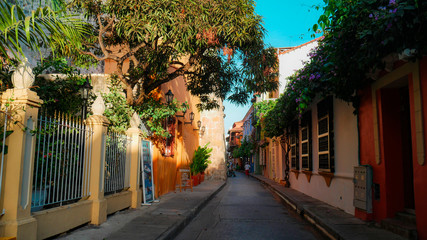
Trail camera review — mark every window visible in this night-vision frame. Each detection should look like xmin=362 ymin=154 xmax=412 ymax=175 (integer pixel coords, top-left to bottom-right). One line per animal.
xmin=301 ymin=111 xmax=312 ymax=170
xmin=317 ymin=96 xmax=334 ymax=172
xmin=163 ymin=117 xmax=176 ymax=157
xmin=290 ymin=121 xmax=299 ymax=170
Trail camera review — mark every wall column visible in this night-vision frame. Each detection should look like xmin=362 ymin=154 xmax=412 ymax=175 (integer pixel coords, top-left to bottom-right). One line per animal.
xmin=200 ymin=99 xmax=227 ymax=180
xmin=0 ymin=63 xmax=41 ymax=239
xmin=86 ymin=95 xmax=110 ymax=225
xmin=126 ymin=113 xmax=142 ymax=208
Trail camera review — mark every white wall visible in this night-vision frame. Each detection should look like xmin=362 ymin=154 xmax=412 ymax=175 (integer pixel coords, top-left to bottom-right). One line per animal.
xmin=289 ymin=97 xmax=358 ymax=214
xmin=278 ymin=41 xmax=318 ymax=94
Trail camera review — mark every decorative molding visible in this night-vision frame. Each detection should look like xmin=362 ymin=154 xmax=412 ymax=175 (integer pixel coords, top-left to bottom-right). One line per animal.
xmin=291 ymin=169 xmax=299 ymax=179
xmin=371 ymin=61 xmax=424 ymax=166
xmin=302 ymin=170 xmax=312 ymax=182
xmin=92 ymin=94 xmax=106 ymax=115
xmin=319 ymin=171 xmax=334 ymax=187
xmin=12 ymin=60 xmax=35 ymax=89
xmin=130 ymin=112 xmax=141 ymax=128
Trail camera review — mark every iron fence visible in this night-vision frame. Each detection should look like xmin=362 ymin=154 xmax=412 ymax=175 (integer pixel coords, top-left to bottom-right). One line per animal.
xmin=104 ymin=131 xmax=128 ymax=195
xmin=32 ymin=112 xmax=93 ymax=211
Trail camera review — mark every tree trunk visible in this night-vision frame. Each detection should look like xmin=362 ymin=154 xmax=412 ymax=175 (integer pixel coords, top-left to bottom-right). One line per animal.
xmin=126 ymin=85 xmax=134 ymax=105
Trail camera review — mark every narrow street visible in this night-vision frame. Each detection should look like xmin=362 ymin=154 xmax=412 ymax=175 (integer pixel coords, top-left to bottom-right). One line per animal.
xmin=176 ymin=172 xmax=326 ymax=240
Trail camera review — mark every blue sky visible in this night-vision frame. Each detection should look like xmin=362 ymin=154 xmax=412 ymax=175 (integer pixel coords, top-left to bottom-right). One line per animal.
xmin=223 ymin=0 xmax=324 ymax=135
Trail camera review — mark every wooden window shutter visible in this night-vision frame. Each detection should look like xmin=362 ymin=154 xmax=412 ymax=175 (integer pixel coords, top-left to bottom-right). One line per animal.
xmin=290 ymin=120 xmax=299 ymax=170
xmin=317 ymin=96 xmax=334 ymax=172
xmin=301 ymin=111 xmax=312 ymax=171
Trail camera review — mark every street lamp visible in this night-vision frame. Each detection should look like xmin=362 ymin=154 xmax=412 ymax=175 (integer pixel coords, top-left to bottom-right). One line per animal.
xmin=165 ymin=89 xmax=174 ymax=104
xmin=194 ymin=120 xmax=202 ymax=131
xmin=80 ymin=76 xmax=92 ymax=119
xmin=184 ymin=112 xmax=194 ymax=125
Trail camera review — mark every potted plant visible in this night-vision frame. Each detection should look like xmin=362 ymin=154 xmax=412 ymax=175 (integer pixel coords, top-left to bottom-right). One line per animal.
xmin=190 ymin=143 xmax=212 ymax=185
xmin=190 ymin=157 xmax=200 ymax=186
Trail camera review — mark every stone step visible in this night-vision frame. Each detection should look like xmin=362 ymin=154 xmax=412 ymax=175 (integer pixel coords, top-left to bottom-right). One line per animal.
xmin=404 ymin=208 xmax=416 ymax=215
xmin=381 ymin=218 xmax=418 ymax=240
xmin=395 ymin=212 xmax=417 ymax=225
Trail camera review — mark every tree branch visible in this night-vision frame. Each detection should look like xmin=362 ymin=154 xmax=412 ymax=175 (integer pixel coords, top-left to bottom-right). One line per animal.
xmin=97 ymin=14 xmax=115 ymax=58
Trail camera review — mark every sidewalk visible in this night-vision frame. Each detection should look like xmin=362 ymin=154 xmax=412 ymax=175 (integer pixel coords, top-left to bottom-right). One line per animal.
xmin=250 ymin=174 xmax=405 ymax=240
xmin=57 ymin=180 xmax=226 ymax=240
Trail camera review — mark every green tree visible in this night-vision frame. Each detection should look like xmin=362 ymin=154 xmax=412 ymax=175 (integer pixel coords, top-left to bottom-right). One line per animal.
xmin=69 ymin=0 xmax=278 ymax=110
xmin=238 ymin=137 xmax=254 ymax=159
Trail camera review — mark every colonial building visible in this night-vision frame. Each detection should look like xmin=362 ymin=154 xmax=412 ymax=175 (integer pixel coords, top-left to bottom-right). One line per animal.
xmin=252 ymin=38 xmax=427 ymax=238
xmin=357 ymin=56 xmax=427 ymax=238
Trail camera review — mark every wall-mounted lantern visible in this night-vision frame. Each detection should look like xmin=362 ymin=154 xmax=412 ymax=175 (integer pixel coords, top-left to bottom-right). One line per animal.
xmin=194 ymin=120 xmax=202 ymax=131
xmin=184 ymin=111 xmax=194 ymax=125
xmin=165 ymin=89 xmax=174 ymax=104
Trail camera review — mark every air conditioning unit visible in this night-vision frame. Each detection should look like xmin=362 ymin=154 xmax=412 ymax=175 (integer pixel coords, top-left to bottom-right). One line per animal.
xmin=353 ymin=165 xmax=373 ymax=213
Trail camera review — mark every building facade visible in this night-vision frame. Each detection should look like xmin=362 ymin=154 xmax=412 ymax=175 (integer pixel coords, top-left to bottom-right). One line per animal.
xmin=357 ymin=57 xmax=427 ymax=239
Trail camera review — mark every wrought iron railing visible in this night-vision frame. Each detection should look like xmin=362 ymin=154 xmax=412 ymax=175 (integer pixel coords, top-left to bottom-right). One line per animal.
xmin=31 ymin=113 xmax=93 ymax=211
xmin=104 ymin=131 xmax=128 ymax=195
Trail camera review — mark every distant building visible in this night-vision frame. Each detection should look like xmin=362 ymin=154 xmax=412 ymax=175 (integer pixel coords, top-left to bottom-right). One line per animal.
xmin=226 ymin=121 xmax=243 ymax=168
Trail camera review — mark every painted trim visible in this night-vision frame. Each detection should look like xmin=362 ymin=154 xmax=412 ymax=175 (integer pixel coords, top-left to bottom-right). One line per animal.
xmin=278 ymin=37 xmax=322 ymax=55
xmin=371 ymin=61 xmax=425 ymax=165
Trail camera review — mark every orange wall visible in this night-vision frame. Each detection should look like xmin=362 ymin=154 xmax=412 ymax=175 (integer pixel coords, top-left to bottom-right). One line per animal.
xmin=104 ymin=60 xmax=201 ymax=197
xmin=152 ymin=73 xmax=201 ymax=197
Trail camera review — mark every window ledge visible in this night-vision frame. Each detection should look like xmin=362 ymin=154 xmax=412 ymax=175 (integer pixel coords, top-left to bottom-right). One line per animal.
xmin=301 ymin=170 xmax=312 ymax=182
xmin=291 ymin=169 xmax=300 ymax=179
xmin=318 ymin=171 xmax=334 ymax=187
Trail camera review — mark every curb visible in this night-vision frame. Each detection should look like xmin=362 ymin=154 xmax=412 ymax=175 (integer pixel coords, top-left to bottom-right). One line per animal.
xmin=250 ymin=174 xmax=339 ymax=240
xmin=157 ymin=181 xmax=227 ymax=240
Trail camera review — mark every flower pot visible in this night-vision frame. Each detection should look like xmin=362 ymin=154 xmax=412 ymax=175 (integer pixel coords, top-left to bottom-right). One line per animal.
xmin=192 ymin=175 xmax=199 ymax=186
xmin=201 ymin=172 xmax=205 ymax=182
xmin=197 ymin=173 xmax=201 ymax=184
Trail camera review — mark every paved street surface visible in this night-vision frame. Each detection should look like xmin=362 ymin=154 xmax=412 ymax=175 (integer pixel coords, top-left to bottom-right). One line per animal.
xmin=176 ymin=172 xmax=326 ymax=240
xmin=56 ymin=180 xmax=226 ymax=240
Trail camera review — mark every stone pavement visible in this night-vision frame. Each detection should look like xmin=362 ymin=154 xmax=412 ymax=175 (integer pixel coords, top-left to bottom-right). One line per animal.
xmin=57 ymin=180 xmax=226 ymax=240
xmin=250 ymin=174 xmax=406 ymax=240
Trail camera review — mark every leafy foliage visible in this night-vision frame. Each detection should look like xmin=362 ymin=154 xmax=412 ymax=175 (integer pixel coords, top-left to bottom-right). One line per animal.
xmin=102 ymin=78 xmax=134 ymax=133
xmin=32 ymin=57 xmax=89 ymax=116
xmin=0 ymin=0 xmax=90 ymax=65
xmin=103 ymin=76 xmax=186 ymax=137
xmin=235 ymin=137 xmax=254 ymax=158
xmin=190 ymin=143 xmax=212 ymax=175
xmin=68 ymin=0 xmax=278 ymax=110
xmin=253 ymin=100 xmax=276 ymax=127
